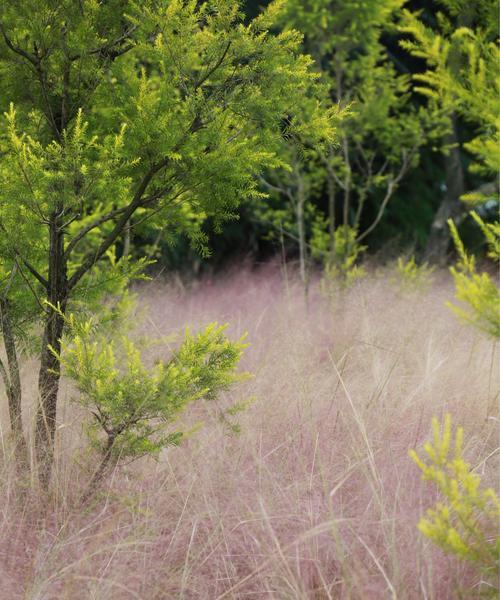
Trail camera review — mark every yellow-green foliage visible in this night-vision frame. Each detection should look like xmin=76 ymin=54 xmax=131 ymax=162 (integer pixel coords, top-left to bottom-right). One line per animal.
xmin=400 ymin=4 xmax=499 ymax=180
xmin=56 ymin=313 xmax=248 ymax=459
xmin=394 ymin=255 xmax=434 ymax=290
xmin=447 ymin=215 xmax=500 ymax=339
xmin=411 ymin=415 xmax=500 ymax=592
xmin=470 ymin=212 xmax=500 ymax=263
xmin=312 ymin=223 xmax=367 ymax=287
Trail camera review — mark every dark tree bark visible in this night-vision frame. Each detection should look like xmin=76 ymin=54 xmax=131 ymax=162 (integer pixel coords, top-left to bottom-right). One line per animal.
xmin=296 ymin=172 xmax=308 ymax=291
xmin=122 ymin=219 xmax=131 ymax=258
xmin=80 ymin=434 xmax=117 ymax=505
xmin=35 ymin=206 xmax=68 ymax=485
xmin=425 ymin=115 xmax=466 ymax=265
xmin=0 ymin=298 xmax=28 ymax=468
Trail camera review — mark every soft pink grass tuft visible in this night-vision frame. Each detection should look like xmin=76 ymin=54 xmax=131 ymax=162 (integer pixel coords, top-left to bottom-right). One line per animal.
xmin=1 ymin=264 xmax=498 ymax=599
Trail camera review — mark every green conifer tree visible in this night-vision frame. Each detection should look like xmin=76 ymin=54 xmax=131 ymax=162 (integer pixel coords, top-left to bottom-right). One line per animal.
xmin=401 ymin=0 xmax=499 ymax=338
xmin=257 ymin=0 xmax=441 ymax=276
xmin=0 ymin=0 xmax=334 ymax=482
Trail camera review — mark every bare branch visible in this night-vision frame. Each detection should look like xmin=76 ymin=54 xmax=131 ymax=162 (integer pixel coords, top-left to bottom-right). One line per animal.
xmin=194 ymin=41 xmax=231 ymax=90
xmin=63 ymin=206 xmax=129 ymax=259
xmin=259 ymin=176 xmax=294 ymax=202
xmin=356 ymin=180 xmax=395 ymax=244
xmin=14 ymin=258 xmax=48 ymax=314
xmin=21 ymin=258 xmax=48 ymax=289
xmin=0 ymin=24 xmax=39 ymax=67
xmin=0 ymin=220 xmax=48 ymax=289
xmin=69 ymin=25 xmax=138 ymax=62
xmin=67 ymin=157 xmax=170 ymax=290
xmin=356 ymin=147 xmax=417 ymax=244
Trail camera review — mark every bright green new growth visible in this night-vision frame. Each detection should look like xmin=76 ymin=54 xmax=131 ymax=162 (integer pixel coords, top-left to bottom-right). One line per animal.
xmin=447 ymin=215 xmax=500 ymax=339
xmin=400 ymin=1 xmax=499 ymax=182
xmin=401 ymin=4 xmax=499 ymax=338
xmin=411 ymin=415 xmax=500 ymax=593
xmin=52 ymin=308 xmax=247 ymax=500
xmin=393 ymin=255 xmax=434 ymax=291
xmin=0 ymin=0 xmax=332 ymax=480
xmin=312 ymin=223 xmax=366 ymax=286
xmin=57 ymin=315 xmax=247 ymax=459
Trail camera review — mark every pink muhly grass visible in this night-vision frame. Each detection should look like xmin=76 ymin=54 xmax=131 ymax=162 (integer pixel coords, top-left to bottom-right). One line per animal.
xmin=0 ymin=263 xmax=497 ymax=598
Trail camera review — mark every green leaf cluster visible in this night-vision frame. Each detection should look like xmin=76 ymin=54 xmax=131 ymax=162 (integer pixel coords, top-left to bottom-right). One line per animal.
xmin=392 ymin=255 xmax=434 ymax=291
xmin=447 ymin=215 xmax=500 ymax=339
xmin=56 ymin=312 xmax=248 ymax=459
xmin=400 ymin=1 xmax=500 ymax=184
xmin=411 ymin=415 xmax=500 ymax=594
xmin=312 ymin=221 xmax=366 ymax=284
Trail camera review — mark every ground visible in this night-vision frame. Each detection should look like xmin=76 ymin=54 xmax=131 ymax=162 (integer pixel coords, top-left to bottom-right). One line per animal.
xmin=1 ymin=263 xmax=498 ymax=599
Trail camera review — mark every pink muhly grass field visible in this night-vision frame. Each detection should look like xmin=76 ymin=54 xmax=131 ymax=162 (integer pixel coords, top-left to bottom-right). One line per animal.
xmin=0 ymin=264 xmax=498 ymax=599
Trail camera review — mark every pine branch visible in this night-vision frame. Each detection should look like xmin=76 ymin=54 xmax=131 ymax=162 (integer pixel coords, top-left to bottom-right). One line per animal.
xmin=0 ymin=24 xmax=39 ymax=67
xmin=63 ymin=206 xmax=130 ymax=260
xmin=67 ymin=157 xmax=170 ymax=290
xmin=68 ymin=25 xmax=138 ymax=62
xmin=0 ymin=221 xmax=48 ymax=289
xmin=194 ymin=41 xmax=232 ymax=90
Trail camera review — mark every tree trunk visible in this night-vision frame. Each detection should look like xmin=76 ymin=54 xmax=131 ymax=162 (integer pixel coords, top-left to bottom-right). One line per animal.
xmin=81 ymin=435 xmax=116 ymax=505
xmin=342 ymin=136 xmax=351 ymax=229
xmin=295 ymin=174 xmax=308 ymax=297
xmin=35 ymin=206 xmax=68 ymax=485
xmin=0 ymin=299 xmax=28 ymax=468
xmin=326 ymin=164 xmax=336 ymax=261
xmin=123 ymin=219 xmax=131 ymax=257
xmin=425 ymin=115 xmax=465 ymax=265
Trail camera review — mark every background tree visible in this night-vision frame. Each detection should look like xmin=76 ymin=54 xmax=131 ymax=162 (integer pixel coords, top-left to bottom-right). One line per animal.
xmin=257 ymin=95 xmax=341 ymax=292
xmin=253 ymin=0 xmax=444 ymax=277
xmin=401 ymin=0 xmax=499 ymax=345
xmin=401 ymin=0 xmax=498 ymax=263
xmin=92 ymin=0 xmax=498 ymax=272
xmin=0 ymin=0 xmax=334 ymax=482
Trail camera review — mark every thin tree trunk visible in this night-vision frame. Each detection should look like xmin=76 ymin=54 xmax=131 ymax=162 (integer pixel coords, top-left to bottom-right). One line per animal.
xmin=425 ymin=114 xmax=465 ymax=265
xmin=0 ymin=299 xmax=28 ymax=468
xmin=295 ymin=172 xmax=308 ymax=297
xmin=35 ymin=206 xmax=68 ymax=485
xmin=123 ymin=219 xmax=131 ymax=257
xmin=326 ymin=165 xmax=336 ymax=261
xmin=81 ymin=435 xmax=116 ymax=505
xmin=342 ymin=136 xmax=351 ymax=229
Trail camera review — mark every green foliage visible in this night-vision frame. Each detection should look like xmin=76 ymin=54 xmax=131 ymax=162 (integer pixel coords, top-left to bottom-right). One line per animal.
xmin=402 ymin=4 xmax=499 ymax=336
xmin=312 ymin=221 xmax=366 ymax=284
xmin=0 ymin=0 xmax=328 ymax=280
xmin=253 ymin=0 xmax=445 ymax=280
xmin=447 ymin=216 xmax=500 ymax=339
xmin=55 ymin=312 xmax=248 ymax=460
xmin=410 ymin=415 xmax=500 ymax=594
xmin=283 ymin=0 xmax=441 ymax=215
xmin=393 ymin=255 xmax=434 ymax=291
xmin=0 ymin=262 xmax=40 ymax=354
xmin=400 ymin=2 xmax=500 ymax=187
xmin=0 ymin=0 xmax=330 ymax=291
xmin=469 ymin=212 xmax=500 ymax=262
xmin=0 ymin=0 xmax=330 ymax=472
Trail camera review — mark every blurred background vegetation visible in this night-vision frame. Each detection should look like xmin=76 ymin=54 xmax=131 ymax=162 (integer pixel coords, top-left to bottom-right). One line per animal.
xmin=127 ymin=0 xmax=499 ymax=275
